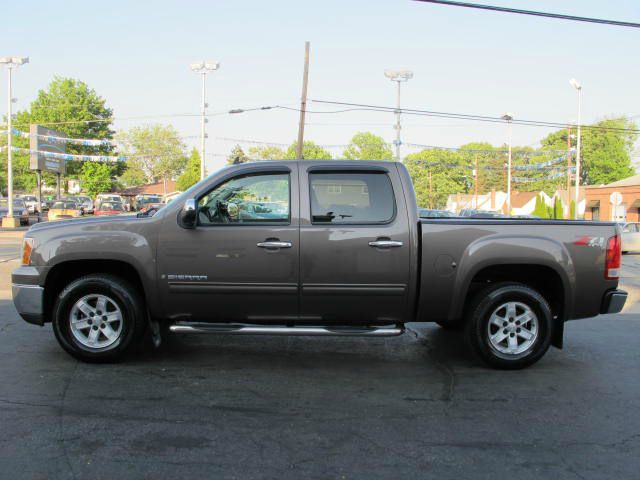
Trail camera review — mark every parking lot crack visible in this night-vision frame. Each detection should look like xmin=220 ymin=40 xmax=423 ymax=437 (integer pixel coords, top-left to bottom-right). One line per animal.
xmin=406 ymin=326 xmax=457 ymax=404
xmin=58 ymin=360 xmax=79 ymax=480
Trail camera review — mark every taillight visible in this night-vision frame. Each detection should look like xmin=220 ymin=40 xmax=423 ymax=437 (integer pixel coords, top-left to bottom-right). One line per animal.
xmin=22 ymin=237 xmax=34 ymax=266
xmin=605 ymin=234 xmax=621 ymax=280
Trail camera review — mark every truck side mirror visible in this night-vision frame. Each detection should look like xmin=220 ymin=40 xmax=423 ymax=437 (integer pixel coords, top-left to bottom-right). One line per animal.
xmin=178 ymin=199 xmax=197 ymax=229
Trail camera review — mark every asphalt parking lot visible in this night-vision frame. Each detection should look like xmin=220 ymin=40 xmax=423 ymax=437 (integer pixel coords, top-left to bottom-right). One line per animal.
xmin=0 ymin=239 xmax=639 ymax=479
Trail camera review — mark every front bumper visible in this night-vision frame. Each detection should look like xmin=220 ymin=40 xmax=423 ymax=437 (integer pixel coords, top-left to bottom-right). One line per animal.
xmin=601 ymin=289 xmax=628 ymax=314
xmin=12 ymin=284 xmax=45 ymax=325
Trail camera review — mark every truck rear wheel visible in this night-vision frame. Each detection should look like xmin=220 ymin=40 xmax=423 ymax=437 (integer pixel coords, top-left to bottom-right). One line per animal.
xmin=52 ymin=274 xmax=146 ymax=363
xmin=464 ymin=283 xmax=552 ymax=369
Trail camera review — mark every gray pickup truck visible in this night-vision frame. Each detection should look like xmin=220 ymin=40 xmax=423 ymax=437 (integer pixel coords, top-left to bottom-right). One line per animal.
xmin=12 ymin=160 xmax=627 ymax=369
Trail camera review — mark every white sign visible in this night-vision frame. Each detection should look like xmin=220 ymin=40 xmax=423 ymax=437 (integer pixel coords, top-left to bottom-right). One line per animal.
xmin=610 ymin=192 xmax=623 ymax=206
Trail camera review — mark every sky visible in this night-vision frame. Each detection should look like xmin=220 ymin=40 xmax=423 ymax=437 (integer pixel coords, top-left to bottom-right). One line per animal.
xmin=2 ymin=0 xmax=639 ymax=172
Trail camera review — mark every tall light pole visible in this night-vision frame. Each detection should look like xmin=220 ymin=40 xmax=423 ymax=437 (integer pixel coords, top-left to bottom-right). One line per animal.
xmin=502 ymin=113 xmax=513 ymax=215
xmin=569 ymin=79 xmax=582 ymax=219
xmin=0 ymin=56 xmax=28 ymax=227
xmin=384 ymin=69 xmax=413 ymax=161
xmin=190 ymin=61 xmax=219 ymax=181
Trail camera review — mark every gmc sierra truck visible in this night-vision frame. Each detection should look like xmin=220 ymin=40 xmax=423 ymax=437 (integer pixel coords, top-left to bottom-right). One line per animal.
xmin=12 ymin=160 xmax=627 ymax=369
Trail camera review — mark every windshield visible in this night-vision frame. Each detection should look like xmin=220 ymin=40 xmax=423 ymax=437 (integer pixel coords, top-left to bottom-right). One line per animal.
xmin=52 ymin=202 xmax=77 ymax=209
xmin=139 ymin=197 xmax=161 ymax=204
xmin=101 ymin=202 xmax=123 ymax=211
xmin=0 ymin=199 xmax=26 ymax=208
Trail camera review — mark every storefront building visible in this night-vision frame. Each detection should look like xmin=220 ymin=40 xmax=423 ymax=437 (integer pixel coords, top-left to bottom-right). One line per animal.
xmin=584 ymin=175 xmax=640 ymax=222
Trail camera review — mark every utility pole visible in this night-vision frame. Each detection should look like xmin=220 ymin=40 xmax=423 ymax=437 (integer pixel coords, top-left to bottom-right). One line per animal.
xmin=566 ymin=126 xmax=572 ymax=193
xmin=428 ymin=169 xmax=433 ymax=208
xmin=296 ymin=41 xmax=310 ymax=160
xmin=0 ymin=56 xmax=28 ymax=228
xmin=570 ymin=79 xmax=582 ymax=219
xmin=474 ymin=155 xmax=479 ymax=208
xmin=190 ymin=60 xmax=220 ymax=180
xmin=502 ymin=113 xmax=514 ymax=215
xmin=384 ymin=69 xmax=413 ymax=161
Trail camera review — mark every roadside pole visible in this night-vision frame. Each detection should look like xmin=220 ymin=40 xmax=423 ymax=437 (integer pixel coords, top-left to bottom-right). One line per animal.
xmin=296 ymin=41 xmax=310 ymax=160
xmin=428 ymin=169 xmax=433 ymax=208
xmin=1 ymin=56 xmax=28 ymax=227
xmin=36 ymin=170 xmax=42 ymax=221
xmin=474 ymin=154 xmax=479 ymax=208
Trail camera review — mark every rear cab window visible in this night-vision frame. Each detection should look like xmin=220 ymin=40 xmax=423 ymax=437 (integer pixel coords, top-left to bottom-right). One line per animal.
xmin=309 ymin=171 xmax=395 ymax=224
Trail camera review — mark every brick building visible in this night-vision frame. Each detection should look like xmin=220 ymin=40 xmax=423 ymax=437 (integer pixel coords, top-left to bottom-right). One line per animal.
xmin=585 ymin=175 xmax=640 ymax=222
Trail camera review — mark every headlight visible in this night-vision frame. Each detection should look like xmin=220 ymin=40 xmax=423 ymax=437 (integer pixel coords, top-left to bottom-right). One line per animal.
xmin=22 ymin=237 xmax=35 ymax=265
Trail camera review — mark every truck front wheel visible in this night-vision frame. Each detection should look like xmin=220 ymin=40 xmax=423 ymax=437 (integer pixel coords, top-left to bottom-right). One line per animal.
xmin=52 ymin=274 xmax=146 ymax=363
xmin=464 ymin=283 xmax=553 ymax=369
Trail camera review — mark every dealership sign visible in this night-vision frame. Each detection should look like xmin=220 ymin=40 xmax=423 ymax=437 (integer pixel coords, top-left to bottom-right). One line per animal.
xmin=29 ymin=125 xmax=66 ymax=174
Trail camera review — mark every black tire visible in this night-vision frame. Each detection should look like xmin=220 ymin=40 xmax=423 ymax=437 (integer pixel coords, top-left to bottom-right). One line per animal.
xmin=464 ymin=282 xmax=553 ymax=370
xmin=52 ymin=274 xmax=147 ymax=363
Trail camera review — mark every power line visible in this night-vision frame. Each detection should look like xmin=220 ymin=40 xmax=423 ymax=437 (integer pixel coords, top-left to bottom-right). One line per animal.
xmin=310 ymin=99 xmax=640 ymax=134
xmin=1 ymin=105 xmax=282 ymax=128
xmin=413 ymin=0 xmax=640 ymax=28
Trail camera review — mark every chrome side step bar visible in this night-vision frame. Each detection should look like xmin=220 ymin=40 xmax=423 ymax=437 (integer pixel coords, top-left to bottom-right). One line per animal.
xmin=169 ymin=323 xmax=404 ymax=337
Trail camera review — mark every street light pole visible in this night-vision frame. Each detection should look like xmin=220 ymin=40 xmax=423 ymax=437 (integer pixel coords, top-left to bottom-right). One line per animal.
xmin=190 ymin=61 xmax=220 ymax=181
xmin=0 ymin=56 xmax=28 ymax=227
xmin=384 ymin=69 xmax=413 ymax=161
xmin=502 ymin=113 xmax=514 ymax=215
xmin=570 ymin=79 xmax=582 ymax=219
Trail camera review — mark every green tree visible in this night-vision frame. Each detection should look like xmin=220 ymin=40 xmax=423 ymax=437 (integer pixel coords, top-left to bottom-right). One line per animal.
xmin=118 ymin=165 xmax=147 ymax=188
xmin=343 ymin=132 xmax=393 ymax=160
xmin=248 ymin=145 xmax=286 ymax=160
xmin=176 ymin=148 xmax=201 ymax=191
xmin=553 ymin=196 xmax=564 ymax=219
xmin=226 ymin=144 xmax=249 ymax=165
xmin=2 ymin=77 xmax=114 ymax=193
xmin=118 ymin=124 xmax=187 ymax=195
xmin=541 ymin=117 xmax=637 ymax=185
xmin=79 ymin=162 xmax=113 ymax=197
xmin=532 ymin=194 xmax=551 ymax=218
xmin=405 ymin=149 xmax=470 ymax=208
xmin=285 ymin=141 xmax=332 ymax=160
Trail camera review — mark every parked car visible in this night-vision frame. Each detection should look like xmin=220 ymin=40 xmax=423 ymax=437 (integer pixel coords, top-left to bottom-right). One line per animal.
xmin=20 ymin=195 xmax=39 ymax=214
xmin=76 ymin=196 xmax=94 ymax=214
xmin=13 ymin=160 xmax=626 ymax=369
xmin=0 ymin=198 xmax=29 ymax=226
xmin=621 ymin=222 xmax=640 ymax=253
xmin=47 ymin=201 xmax=84 ymax=221
xmin=135 ymin=195 xmax=164 ymax=213
xmin=418 ymin=208 xmax=455 ymax=218
xmin=95 ymin=194 xmax=124 ymax=211
xmin=94 ymin=201 xmax=125 ymax=216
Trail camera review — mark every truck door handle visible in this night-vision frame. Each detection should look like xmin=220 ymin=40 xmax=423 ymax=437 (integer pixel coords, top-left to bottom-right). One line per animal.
xmin=257 ymin=241 xmax=293 ymax=249
xmin=368 ymin=240 xmax=403 ymax=248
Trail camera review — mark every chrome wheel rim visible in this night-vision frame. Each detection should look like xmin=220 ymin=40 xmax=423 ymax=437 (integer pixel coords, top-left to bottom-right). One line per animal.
xmin=487 ymin=301 xmax=538 ymax=356
xmin=69 ymin=294 xmax=123 ymax=349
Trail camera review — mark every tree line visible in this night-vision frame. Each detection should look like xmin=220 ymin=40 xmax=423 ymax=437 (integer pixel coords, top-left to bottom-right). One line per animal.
xmin=1 ymin=77 xmax=637 ymax=207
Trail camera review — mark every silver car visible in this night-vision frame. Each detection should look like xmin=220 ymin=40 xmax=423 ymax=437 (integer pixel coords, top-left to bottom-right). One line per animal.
xmin=21 ymin=195 xmax=39 ymax=214
xmin=621 ymin=222 xmax=640 ymax=253
xmin=0 ymin=198 xmax=29 ymax=226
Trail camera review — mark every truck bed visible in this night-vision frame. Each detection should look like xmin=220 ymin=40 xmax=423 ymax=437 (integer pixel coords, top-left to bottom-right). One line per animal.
xmin=416 ymin=218 xmax=619 ymax=325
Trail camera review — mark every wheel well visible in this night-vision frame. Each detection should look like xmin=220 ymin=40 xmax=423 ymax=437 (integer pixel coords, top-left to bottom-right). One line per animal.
xmin=466 ymin=264 xmax=565 ymax=323
xmin=43 ymin=260 xmax=145 ymax=324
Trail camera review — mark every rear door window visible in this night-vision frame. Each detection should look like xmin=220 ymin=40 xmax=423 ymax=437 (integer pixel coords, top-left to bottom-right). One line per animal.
xmin=309 ymin=172 xmax=395 ymax=224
